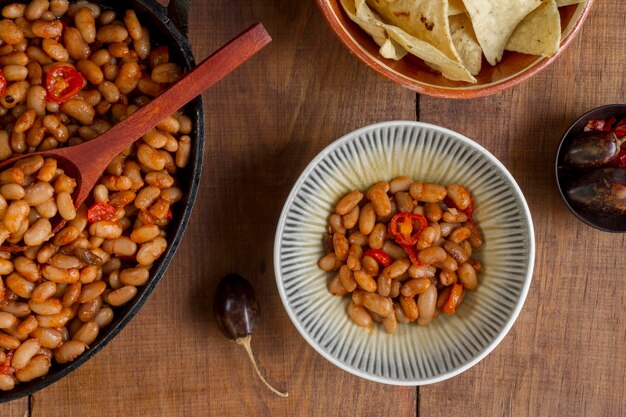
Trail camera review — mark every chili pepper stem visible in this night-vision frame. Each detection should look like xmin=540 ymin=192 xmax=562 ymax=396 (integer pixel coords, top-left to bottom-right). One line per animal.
xmin=235 ymin=335 xmax=289 ymax=398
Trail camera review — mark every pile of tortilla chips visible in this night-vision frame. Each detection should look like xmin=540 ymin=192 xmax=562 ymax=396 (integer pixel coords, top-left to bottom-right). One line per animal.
xmin=340 ymin=0 xmax=586 ymax=83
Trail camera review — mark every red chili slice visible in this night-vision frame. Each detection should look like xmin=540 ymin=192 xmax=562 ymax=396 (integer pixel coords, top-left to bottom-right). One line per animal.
xmin=442 ymin=283 xmax=463 ymax=314
xmin=0 ymin=70 xmax=6 ymax=97
xmin=363 ymin=249 xmax=392 ymax=267
xmin=45 ymin=64 xmax=84 ymax=103
xmin=402 ymin=244 xmax=421 ymax=266
xmin=87 ymin=202 xmax=117 ymax=223
xmin=389 ymin=212 xmax=428 ymax=247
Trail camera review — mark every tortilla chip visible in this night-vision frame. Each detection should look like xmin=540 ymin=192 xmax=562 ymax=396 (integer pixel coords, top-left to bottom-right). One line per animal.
xmin=506 ymin=0 xmax=561 ymax=57
xmin=448 ymin=0 xmax=466 ymax=15
xmin=449 ymin=14 xmax=482 ymax=75
xmin=381 ymin=23 xmax=476 ymax=82
xmin=461 ymin=0 xmax=542 ymax=65
xmin=556 ymin=0 xmax=585 ymax=6
xmin=365 ymin=0 xmax=462 ymax=64
xmin=341 ymin=0 xmax=407 ymax=60
xmin=340 ymin=0 xmax=476 ymax=83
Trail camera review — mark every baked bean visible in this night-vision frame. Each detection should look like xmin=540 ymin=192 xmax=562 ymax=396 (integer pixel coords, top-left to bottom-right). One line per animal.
xmin=25 ymin=86 xmax=46 ymax=117
xmin=42 ymin=38 xmax=68 ymax=61
xmin=16 ymin=314 xmax=37 ymax=335
xmin=417 ymin=246 xmax=446 ymax=265
xmin=2 ymin=4 xmax=26 ymax=19
xmin=389 ymin=279 xmax=401 ymax=298
xmin=443 ymin=240 xmax=469 ymax=264
xmin=382 ymin=258 xmax=410 ymax=279
xmin=358 ymin=203 xmax=375 ymax=235
xmin=368 ymin=223 xmax=386 ymax=249
xmin=399 ymin=296 xmax=418 ymax=321
xmin=23 ymin=218 xmax=51 ymax=246
xmin=338 ymin=265 xmax=357 ymax=292
xmin=93 ymin=307 xmax=113 ymax=328
xmin=49 ymin=0 xmax=68 ymax=16
xmin=32 ymin=19 xmax=63 ymax=38
xmin=347 ymin=231 xmax=367 ymax=247
xmin=381 ymin=241 xmax=406 ymax=260
xmin=401 ymin=278 xmax=431 ymax=297
xmin=0 ymin=19 xmax=24 ymax=44
xmin=0 ymin=333 xmax=21 ymax=349
xmin=24 ymin=0 xmax=48 ymax=20
xmin=54 ymin=340 xmax=86 ymax=363
xmin=12 ymin=337 xmax=40 ymax=369
xmin=464 ymin=221 xmax=483 ymax=248
xmin=395 ymin=191 xmax=414 ymax=213
xmin=442 ymin=210 xmax=468 ymax=223
xmin=417 ymin=285 xmax=437 ymax=325
xmin=28 ymin=298 xmax=62 ymax=316
xmin=115 ymin=61 xmax=141 ymax=94
xmin=458 ymin=263 xmax=478 ymax=291
xmin=4 ymin=200 xmax=29 ymax=233
xmin=105 ymin=285 xmax=137 ymax=306
xmin=353 ymin=270 xmax=376 ymax=292
xmin=77 ymin=297 xmax=101 ymax=321
xmin=346 ymin=243 xmax=362 ymax=271
xmin=1 ymin=183 xmax=25 ymax=199
xmin=31 ymin=281 xmax=56 ymax=304
xmin=96 ymin=23 xmax=127 ymax=43
xmin=445 ymin=183 xmax=470 ymax=209
xmin=449 ymin=226 xmax=471 ymax=244
xmin=361 ymin=255 xmax=378 ymax=276
xmin=369 ymin=189 xmax=391 ymax=217
xmin=3 ymin=64 xmax=27 ymax=81
xmin=439 ymin=270 xmax=457 ymax=286
xmin=360 ymin=292 xmax=392 ymax=317
xmin=1 ymin=80 xmax=29 ymax=108
xmin=123 ymin=9 xmax=141 ymax=40
xmin=342 ymin=205 xmax=359 ymax=229
xmin=332 ymin=233 xmax=348 ymax=261
xmin=60 ymin=98 xmax=95 ymax=125
xmin=389 ymin=176 xmax=412 ymax=194
xmin=16 ymin=354 xmax=50 ymax=382
xmin=335 ymin=190 xmax=362 ymax=216
xmin=151 ymin=62 xmax=181 ymax=84
xmin=328 ymin=273 xmax=347 ymax=296
xmin=0 ymin=312 xmax=17 ymax=329
xmin=382 ymin=309 xmax=397 ymax=334
xmin=56 ymin=191 xmax=76 ymax=220
xmin=347 ymin=301 xmax=372 ymax=329
xmin=377 ymin=275 xmax=391 ymax=297
xmin=424 ymin=202 xmax=442 ymax=222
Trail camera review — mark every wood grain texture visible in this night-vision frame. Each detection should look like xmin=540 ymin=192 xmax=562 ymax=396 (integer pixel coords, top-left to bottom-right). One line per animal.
xmin=29 ymin=0 xmax=416 ymax=416
xmin=418 ymin=1 xmax=625 ymax=416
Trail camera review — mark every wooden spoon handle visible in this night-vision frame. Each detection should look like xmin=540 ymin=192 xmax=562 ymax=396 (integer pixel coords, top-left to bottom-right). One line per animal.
xmin=72 ymin=22 xmax=272 ymax=168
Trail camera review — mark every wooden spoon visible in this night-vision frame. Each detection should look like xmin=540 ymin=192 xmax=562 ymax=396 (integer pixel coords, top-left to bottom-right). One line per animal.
xmin=0 ymin=22 xmax=271 ymax=251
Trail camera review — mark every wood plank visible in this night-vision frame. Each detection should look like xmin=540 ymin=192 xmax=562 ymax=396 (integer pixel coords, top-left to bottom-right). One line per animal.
xmin=418 ymin=1 xmax=625 ymax=416
xmin=0 ymin=399 xmax=27 ymax=416
xmin=32 ymin=0 xmax=416 ymax=416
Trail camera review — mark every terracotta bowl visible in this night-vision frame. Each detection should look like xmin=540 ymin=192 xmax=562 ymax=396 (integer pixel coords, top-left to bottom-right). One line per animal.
xmin=316 ymin=0 xmax=594 ymax=99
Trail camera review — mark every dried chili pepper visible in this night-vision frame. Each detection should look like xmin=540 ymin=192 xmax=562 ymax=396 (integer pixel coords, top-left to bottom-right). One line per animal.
xmin=389 ymin=212 xmax=428 ymax=246
xmin=363 ymin=249 xmax=392 ymax=267
xmin=0 ymin=70 xmax=6 ymax=97
xmin=442 ymin=283 xmax=463 ymax=314
xmin=87 ymin=202 xmax=117 ymax=223
xmin=45 ymin=64 xmax=84 ymax=102
xmin=585 ymin=117 xmax=615 ymax=132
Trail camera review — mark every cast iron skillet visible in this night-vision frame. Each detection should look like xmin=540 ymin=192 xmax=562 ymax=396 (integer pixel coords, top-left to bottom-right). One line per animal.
xmin=0 ymin=0 xmax=205 ymax=403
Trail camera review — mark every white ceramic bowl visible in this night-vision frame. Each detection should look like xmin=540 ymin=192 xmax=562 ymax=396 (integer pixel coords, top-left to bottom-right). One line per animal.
xmin=274 ymin=121 xmax=535 ymax=385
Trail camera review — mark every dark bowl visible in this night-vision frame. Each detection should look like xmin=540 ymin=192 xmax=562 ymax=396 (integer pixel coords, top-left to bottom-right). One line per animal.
xmin=555 ymin=104 xmax=626 ymax=232
xmin=0 ymin=0 xmax=205 ymax=403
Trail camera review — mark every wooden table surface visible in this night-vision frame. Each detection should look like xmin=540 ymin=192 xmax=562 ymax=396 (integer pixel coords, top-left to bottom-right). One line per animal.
xmin=3 ymin=0 xmax=625 ymax=415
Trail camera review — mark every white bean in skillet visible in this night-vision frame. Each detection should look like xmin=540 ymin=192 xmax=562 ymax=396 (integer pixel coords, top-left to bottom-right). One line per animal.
xmin=0 ymin=0 xmax=194 ymax=390
xmin=321 ymin=178 xmax=483 ymax=333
